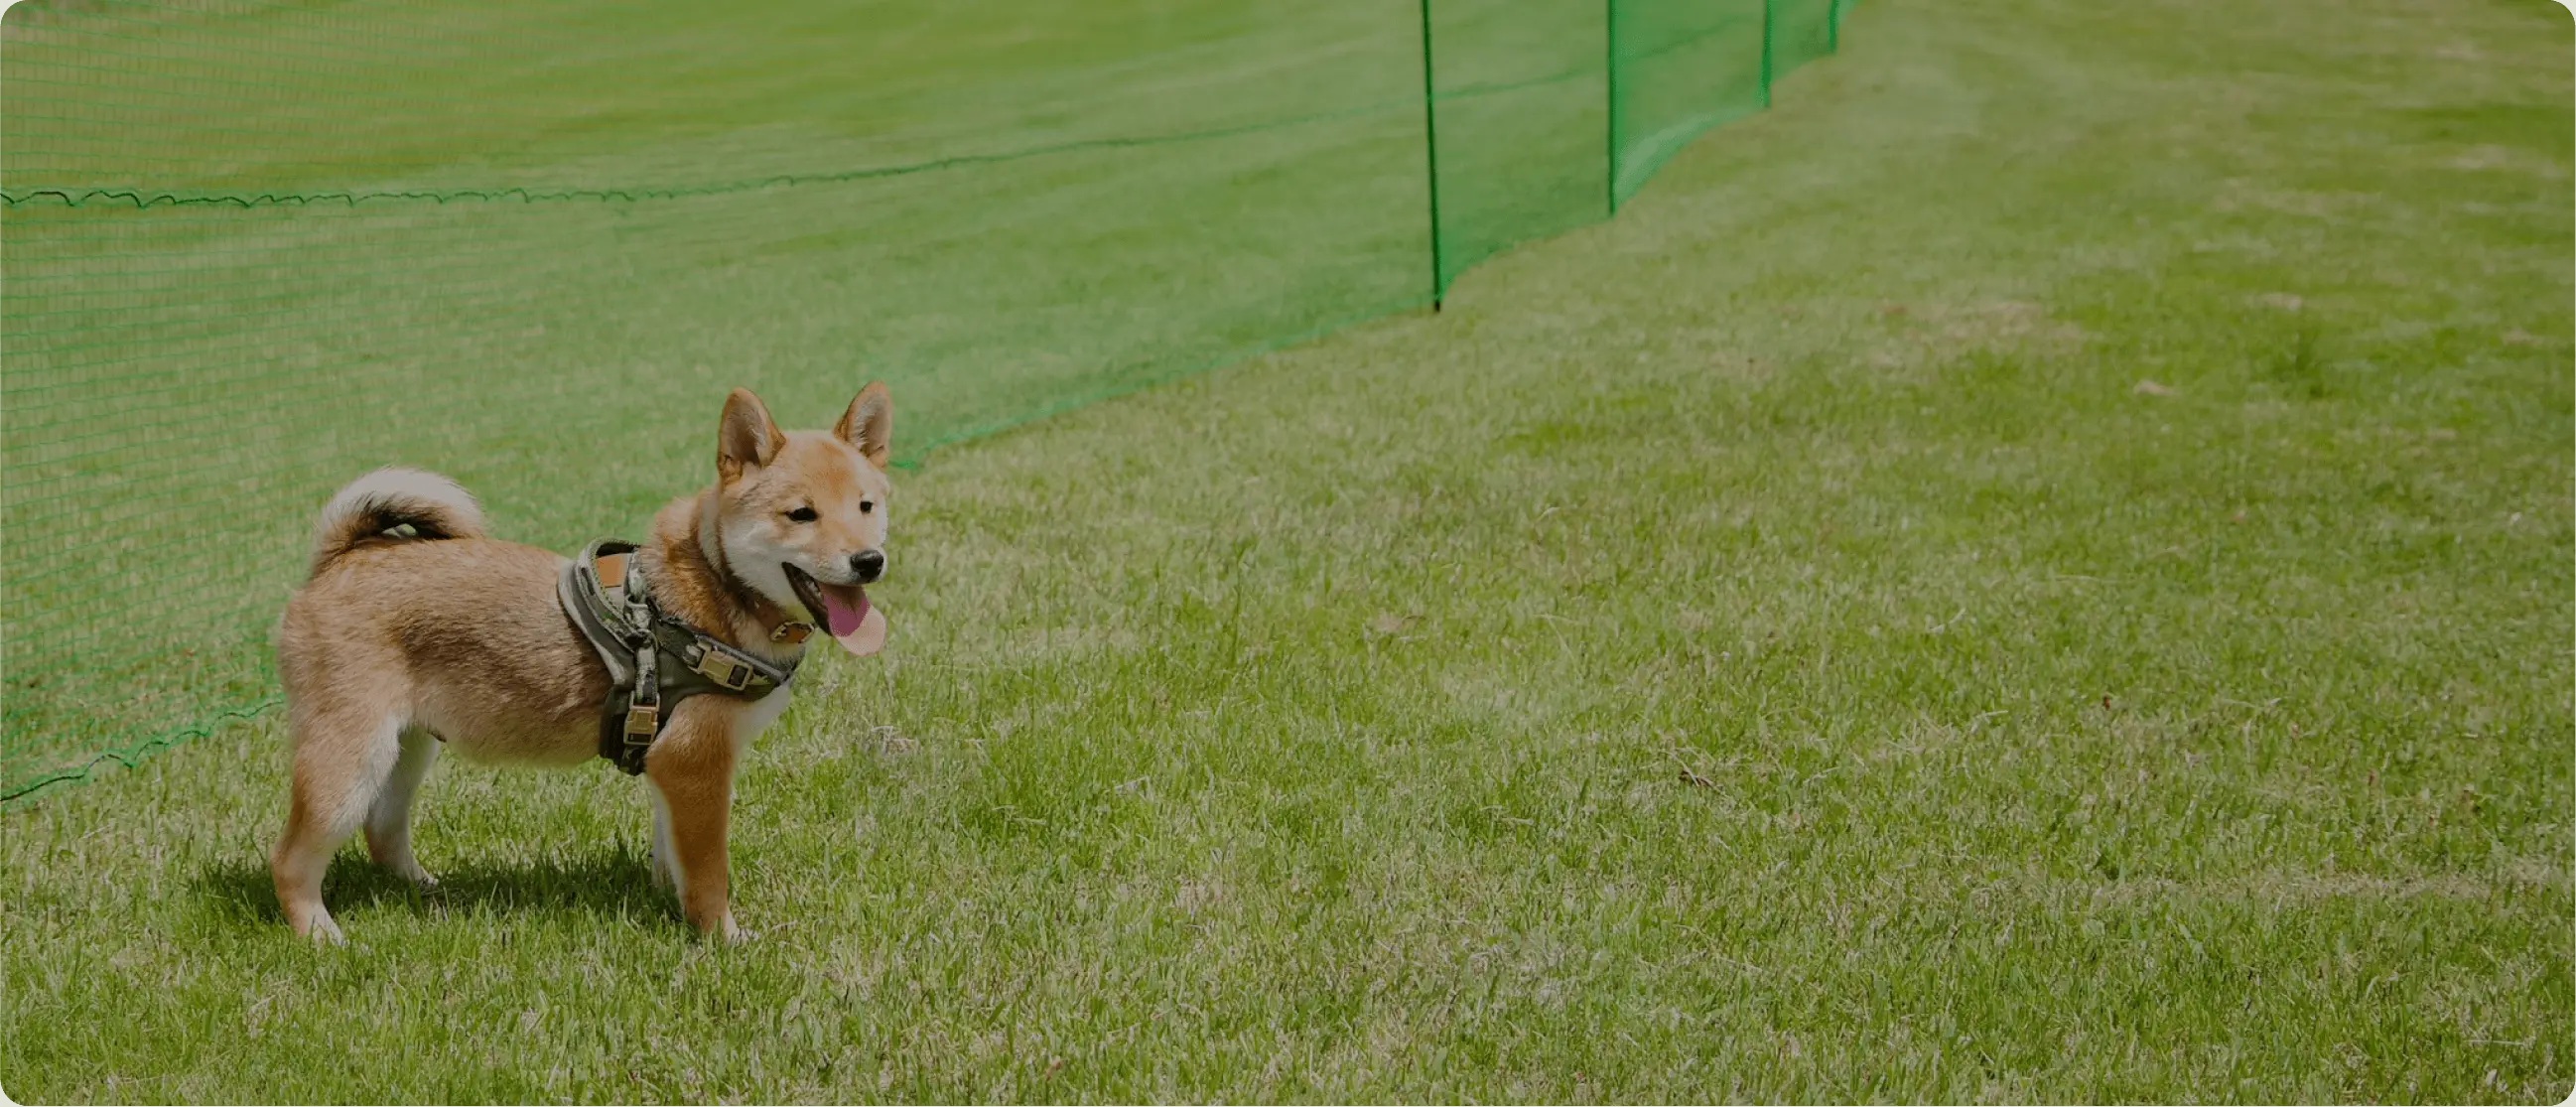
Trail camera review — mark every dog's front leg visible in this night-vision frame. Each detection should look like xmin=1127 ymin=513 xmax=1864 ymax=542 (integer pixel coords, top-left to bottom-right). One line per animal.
xmin=643 ymin=698 xmax=748 ymax=942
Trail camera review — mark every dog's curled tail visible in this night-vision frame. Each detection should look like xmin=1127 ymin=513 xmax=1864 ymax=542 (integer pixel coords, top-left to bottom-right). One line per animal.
xmin=309 ymin=468 xmax=487 ymax=578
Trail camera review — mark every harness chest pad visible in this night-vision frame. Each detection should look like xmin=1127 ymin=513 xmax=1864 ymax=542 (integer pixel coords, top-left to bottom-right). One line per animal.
xmin=558 ymin=539 xmax=798 ymax=774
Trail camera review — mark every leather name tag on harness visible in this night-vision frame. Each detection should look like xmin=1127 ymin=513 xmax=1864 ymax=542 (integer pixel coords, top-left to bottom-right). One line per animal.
xmin=558 ymin=539 xmax=799 ymax=775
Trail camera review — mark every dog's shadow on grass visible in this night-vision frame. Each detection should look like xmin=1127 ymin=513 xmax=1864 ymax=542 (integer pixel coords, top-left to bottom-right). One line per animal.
xmin=195 ymin=849 xmax=680 ymax=931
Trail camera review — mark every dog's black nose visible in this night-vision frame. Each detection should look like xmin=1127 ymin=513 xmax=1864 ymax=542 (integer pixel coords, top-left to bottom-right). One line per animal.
xmin=851 ymin=549 xmax=885 ymax=583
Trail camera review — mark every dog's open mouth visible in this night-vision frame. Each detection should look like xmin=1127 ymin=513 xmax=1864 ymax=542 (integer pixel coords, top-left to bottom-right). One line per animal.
xmin=782 ymin=564 xmax=885 ymax=656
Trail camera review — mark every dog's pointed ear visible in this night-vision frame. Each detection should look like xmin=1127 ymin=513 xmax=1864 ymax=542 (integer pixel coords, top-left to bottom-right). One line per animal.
xmin=836 ymin=382 xmax=892 ymax=470
xmin=718 ymin=388 xmax=785 ymax=483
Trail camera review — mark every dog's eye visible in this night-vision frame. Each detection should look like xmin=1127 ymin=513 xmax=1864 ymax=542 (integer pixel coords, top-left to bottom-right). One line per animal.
xmin=785 ymin=506 xmax=818 ymax=523
xmin=860 ymin=500 xmax=875 ymax=514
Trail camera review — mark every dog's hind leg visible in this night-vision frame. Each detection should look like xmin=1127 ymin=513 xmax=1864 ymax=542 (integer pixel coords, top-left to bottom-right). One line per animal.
xmin=363 ymin=725 xmax=441 ymax=888
xmin=272 ymin=706 xmax=402 ymax=944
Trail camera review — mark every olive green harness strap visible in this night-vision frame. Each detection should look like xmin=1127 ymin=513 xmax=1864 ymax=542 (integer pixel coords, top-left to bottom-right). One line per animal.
xmin=558 ymin=539 xmax=798 ymax=775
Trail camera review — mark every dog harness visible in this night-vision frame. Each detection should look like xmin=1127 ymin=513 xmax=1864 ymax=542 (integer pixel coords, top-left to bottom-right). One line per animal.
xmin=558 ymin=540 xmax=803 ymax=775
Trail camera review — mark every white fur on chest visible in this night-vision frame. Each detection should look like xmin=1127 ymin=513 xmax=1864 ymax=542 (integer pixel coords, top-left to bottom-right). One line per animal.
xmin=734 ymin=677 xmax=795 ymax=754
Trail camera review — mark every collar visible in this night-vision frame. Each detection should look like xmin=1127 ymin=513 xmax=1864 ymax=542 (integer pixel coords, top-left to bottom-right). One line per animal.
xmin=722 ymin=570 xmax=816 ymax=646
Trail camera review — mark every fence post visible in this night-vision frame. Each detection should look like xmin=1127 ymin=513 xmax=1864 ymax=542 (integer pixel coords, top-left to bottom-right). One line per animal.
xmin=1418 ymin=0 xmax=1444 ymax=310
xmin=1605 ymin=0 xmax=1620 ymax=214
xmin=1760 ymin=0 xmax=1775 ymax=109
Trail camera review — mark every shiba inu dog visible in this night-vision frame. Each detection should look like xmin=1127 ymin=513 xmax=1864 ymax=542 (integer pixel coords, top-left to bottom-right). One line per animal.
xmin=270 ymin=385 xmax=893 ymax=943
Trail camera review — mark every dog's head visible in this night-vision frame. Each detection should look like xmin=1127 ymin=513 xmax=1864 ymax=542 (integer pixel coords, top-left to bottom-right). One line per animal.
xmin=710 ymin=383 xmax=892 ymax=654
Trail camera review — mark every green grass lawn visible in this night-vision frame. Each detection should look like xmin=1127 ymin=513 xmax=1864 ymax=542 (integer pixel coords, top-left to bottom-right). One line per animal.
xmin=4 ymin=0 xmax=2571 ymax=1100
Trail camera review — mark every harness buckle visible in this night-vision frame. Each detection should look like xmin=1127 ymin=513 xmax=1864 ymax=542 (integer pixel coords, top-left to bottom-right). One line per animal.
xmin=696 ymin=649 xmax=753 ymax=691
xmin=623 ymin=703 xmax=659 ymax=737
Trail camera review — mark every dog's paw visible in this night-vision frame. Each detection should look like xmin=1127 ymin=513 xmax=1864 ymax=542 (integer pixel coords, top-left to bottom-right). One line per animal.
xmin=719 ymin=916 xmax=756 ymax=945
xmin=305 ymin=914 xmax=346 ymax=946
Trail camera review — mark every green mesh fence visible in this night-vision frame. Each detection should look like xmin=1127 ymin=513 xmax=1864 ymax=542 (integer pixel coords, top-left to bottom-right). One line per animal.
xmin=0 ymin=0 xmax=1851 ymax=804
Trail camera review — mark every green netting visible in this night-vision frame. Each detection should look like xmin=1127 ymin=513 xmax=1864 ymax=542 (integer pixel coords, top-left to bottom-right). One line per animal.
xmin=1614 ymin=0 xmax=1762 ymax=205
xmin=1423 ymin=0 xmax=1605 ymax=291
xmin=0 ymin=0 xmax=1853 ymax=804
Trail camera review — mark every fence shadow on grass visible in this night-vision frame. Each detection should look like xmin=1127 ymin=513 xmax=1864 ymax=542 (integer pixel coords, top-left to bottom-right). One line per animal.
xmin=192 ymin=848 xmax=682 ymax=931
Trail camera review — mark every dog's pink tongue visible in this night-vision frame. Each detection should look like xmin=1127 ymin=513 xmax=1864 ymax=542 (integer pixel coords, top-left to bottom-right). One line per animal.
xmin=822 ymin=588 xmax=884 ymax=657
